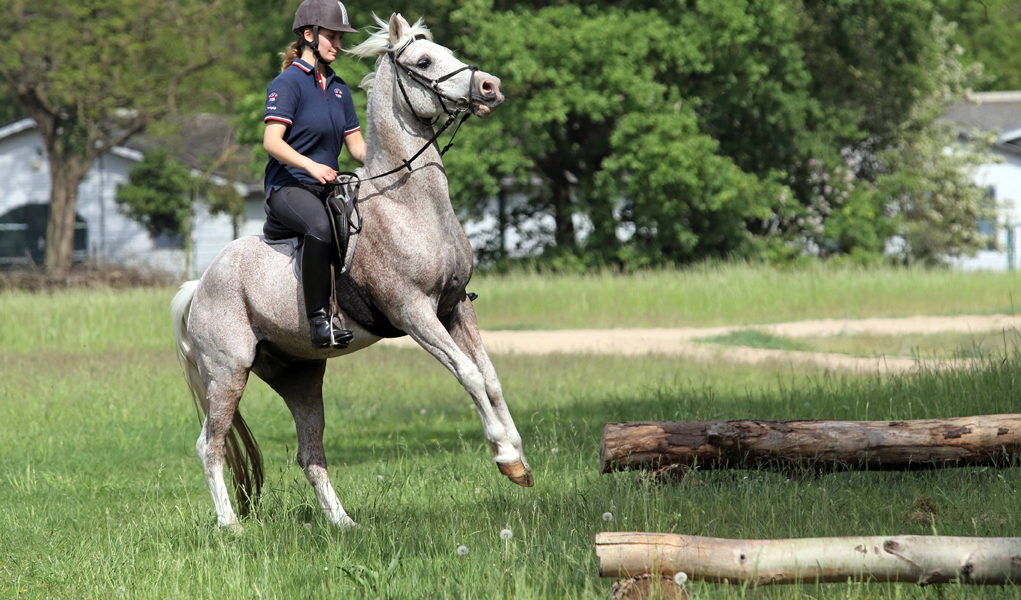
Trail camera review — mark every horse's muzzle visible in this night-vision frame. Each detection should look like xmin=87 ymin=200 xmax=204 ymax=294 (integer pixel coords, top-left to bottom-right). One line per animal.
xmin=471 ymin=73 xmax=504 ymax=118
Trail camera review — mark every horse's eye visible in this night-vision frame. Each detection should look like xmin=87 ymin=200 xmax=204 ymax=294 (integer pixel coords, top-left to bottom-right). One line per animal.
xmin=416 ymin=56 xmax=432 ymax=69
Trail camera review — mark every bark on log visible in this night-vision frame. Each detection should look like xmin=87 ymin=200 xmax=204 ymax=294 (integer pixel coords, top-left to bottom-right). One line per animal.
xmin=600 ymin=414 xmax=1021 ymax=473
xmin=596 ymin=532 xmax=1021 ymax=586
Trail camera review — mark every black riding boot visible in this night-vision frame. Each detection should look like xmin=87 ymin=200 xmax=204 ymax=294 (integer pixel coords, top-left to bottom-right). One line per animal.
xmin=301 ymin=235 xmax=353 ymax=349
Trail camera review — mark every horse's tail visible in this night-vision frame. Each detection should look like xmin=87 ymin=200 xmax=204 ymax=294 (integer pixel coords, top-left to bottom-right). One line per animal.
xmin=170 ymin=280 xmax=264 ymax=517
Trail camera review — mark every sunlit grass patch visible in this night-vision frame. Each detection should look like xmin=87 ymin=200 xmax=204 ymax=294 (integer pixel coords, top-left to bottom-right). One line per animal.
xmin=698 ymin=329 xmax=811 ymax=352
xmin=702 ymin=328 xmax=1021 ymax=360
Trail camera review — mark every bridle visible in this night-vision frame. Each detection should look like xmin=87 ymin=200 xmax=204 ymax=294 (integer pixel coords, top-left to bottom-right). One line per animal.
xmin=334 ymin=34 xmax=478 ymax=192
xmin=388 ymin=34 xmax=479 ymax=123
xmin=327 ymin=35 xmax=483 ymax=238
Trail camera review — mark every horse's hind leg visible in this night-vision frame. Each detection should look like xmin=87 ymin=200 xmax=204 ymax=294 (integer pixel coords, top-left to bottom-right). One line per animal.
xmin=195 ymin=368 xmax=251 ymax=528
xmin=260 ymin=359 xmax=356 ymax=528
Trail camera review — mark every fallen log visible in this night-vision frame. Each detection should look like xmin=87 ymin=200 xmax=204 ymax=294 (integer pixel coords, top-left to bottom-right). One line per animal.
xmin=596 ymin=532 xmax=1021 ymax=586
xmin=600 ymin=414 xmax=1021 ymax=473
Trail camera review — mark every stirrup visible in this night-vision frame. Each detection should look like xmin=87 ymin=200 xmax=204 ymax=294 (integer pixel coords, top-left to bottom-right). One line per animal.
xmin=329 ymin=315 xmax=354 ymax=349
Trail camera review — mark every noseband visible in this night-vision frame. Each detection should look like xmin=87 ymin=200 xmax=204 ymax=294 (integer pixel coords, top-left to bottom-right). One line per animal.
xmin=388 ymin=34 xmax=478 ymax=123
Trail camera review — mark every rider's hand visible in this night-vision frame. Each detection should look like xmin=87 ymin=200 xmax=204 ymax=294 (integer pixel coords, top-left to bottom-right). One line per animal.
xmin=307 ymin=162 xmax=338 ymax=184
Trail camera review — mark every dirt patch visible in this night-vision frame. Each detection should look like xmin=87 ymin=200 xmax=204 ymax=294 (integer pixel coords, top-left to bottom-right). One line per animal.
xmin=382 ymin=314 xmax=1021 ymax=372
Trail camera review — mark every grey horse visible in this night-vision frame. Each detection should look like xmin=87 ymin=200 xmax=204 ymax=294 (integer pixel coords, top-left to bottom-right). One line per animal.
xmin=171 ymin=13 xmax=531 ymax=529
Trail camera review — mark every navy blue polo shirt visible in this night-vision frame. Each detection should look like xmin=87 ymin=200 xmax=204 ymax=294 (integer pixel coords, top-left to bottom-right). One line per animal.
xmin=263 ymin=58 xmax=361 ymax=196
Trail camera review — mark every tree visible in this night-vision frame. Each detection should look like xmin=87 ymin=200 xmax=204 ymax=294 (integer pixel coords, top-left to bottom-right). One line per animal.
xmin=0 ymin=0 xmax=253 ymax=273
xmin=935 ymin=0 xmax=1021 ymax=90
xmin=444 ymin=0 xmax=820 ymax=267
xmin=115 ymin=151 xmax=195 ymax=241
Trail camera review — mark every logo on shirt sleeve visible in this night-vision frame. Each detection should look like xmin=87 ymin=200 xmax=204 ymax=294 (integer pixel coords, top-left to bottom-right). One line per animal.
xmin=334 ymin=89 xmax=343 ymax=99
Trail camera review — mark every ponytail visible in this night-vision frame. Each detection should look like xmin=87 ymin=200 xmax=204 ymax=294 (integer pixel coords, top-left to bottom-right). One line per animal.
xmin=280 ymin=39 xmax=304 ymax=72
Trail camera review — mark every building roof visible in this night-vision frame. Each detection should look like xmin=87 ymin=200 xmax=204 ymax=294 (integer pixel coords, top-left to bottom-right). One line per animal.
xmin=945 ymin=91 xmax=1021 ymax=156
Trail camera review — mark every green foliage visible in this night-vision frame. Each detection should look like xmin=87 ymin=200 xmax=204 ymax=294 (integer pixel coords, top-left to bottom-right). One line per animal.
xmin=861 ymin=17 xmax=995 ymax=265
xmin=935 ymin=0 xmax=1021 ymax=90
xmin=438 ymin=0 xmax=994 ymax=268
xmin=0 ymin=0 xmax=259 ymax=271
xmin=115 ymin=151 xmax=195 ymax=240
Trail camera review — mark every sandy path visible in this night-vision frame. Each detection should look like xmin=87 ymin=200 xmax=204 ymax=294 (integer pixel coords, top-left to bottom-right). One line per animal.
xmin=380 ymin=314 xmax=1021 ymax=373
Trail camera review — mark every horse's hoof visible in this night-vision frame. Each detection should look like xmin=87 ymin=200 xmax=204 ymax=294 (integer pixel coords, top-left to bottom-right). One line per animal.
xmin=498 ymin=460 xmax=534 ymax=487
xmin=219 ymin=522 xmax=244 ymax=534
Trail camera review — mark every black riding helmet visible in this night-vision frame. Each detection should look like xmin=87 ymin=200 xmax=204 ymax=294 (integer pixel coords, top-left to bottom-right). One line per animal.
xmin=293 ymin=0 xmax=358 ymax=35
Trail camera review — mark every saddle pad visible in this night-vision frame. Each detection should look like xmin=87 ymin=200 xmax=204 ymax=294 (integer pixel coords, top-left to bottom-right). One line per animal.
xmin=261 ymin=236 xmax=406 ymax=339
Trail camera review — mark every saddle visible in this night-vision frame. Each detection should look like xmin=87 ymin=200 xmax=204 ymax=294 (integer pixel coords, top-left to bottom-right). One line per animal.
xmin=264 ymin=177 xmax=407 ymax=339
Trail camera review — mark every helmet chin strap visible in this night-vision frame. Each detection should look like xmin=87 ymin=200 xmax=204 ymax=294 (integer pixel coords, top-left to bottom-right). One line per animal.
xmin=307 ymin=25 xmax=323 ymax=75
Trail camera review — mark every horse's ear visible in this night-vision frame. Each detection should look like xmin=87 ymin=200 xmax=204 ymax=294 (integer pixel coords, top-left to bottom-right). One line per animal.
xmin=388 ymin=12 xmax=409 ymax=46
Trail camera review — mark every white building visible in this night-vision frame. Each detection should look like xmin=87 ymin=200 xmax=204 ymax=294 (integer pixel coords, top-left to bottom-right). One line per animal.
xmin=945 ymin=91 xmax=1021 ymax=271
xmin=0 ymin=116 xmax=265 ymax=278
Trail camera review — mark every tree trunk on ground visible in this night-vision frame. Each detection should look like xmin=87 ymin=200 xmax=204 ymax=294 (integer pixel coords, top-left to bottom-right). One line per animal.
xmin=596 ymin=532 xmax=1021 ymax=585
xmin=600 ymin=415 xmax=1021 ymax=473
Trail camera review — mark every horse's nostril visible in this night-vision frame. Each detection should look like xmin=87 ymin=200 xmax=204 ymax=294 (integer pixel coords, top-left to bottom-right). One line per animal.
xmin=480 ymin=78 xmax=499 ymax=99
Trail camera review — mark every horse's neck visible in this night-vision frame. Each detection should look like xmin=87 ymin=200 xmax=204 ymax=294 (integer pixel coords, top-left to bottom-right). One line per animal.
xmin=364 ymin=68 xmax=448 ymax=197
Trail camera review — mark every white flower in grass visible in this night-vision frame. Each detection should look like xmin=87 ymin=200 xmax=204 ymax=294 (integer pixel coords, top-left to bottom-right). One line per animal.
xmin=377 ymin=474 xmax=384 ymax=482
xmin=499 ymin=528 xmax=513 ymax=540
xmin=550 ymin=447 xmax=558 ymax=455
xmin=457 ymin=545 xmax=470 ymax=556
xmin=674 ymin=571 xmax=688 ymax=585
xmin=602 ymin=511 xmax=614 ymax=522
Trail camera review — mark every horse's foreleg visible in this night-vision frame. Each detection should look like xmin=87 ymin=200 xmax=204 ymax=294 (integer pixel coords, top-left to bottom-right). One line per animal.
xmin=407 ymin=299 xmax=532 ymax=487
xmin=263 ymin=360 xmax=357 ymax=528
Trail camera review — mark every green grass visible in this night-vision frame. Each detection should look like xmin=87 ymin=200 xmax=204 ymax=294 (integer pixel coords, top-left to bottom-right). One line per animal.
xmin=703 ymin=329 xmax=1021 ymax=360
xmin=467 ymin=262 xmax=1021 ymax=329
xmin=2 ymin=267 xmax=1020 ymax=598
xmin=700 ymin=329 xmax=812 ymax=352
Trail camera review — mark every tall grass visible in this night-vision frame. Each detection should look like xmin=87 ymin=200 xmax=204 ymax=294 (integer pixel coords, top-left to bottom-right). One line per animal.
xmin=1 ymin=267 xmax=1019 ymax=598
xmin=469 ymin=262 xmax=1019 ymax=328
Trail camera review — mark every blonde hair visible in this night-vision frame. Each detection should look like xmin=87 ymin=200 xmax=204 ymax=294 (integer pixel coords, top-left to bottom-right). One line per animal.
xmin=280 ymin=37 xmax=305 ymax=72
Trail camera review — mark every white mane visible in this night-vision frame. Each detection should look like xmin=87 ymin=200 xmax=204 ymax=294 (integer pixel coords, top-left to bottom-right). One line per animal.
xmin=346 ymin=14 xmax=434 ymax=92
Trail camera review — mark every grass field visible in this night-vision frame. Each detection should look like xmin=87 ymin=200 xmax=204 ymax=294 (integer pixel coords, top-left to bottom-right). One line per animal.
xmin=1 ymin=264 xmax=1020 ymax=598
xmin=701 ymin=329 xmax=1021 ymax=360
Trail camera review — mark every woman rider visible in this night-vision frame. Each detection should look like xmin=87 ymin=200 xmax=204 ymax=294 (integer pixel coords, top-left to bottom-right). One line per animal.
xmin=263 ymin=0 xmax=366 ymax=348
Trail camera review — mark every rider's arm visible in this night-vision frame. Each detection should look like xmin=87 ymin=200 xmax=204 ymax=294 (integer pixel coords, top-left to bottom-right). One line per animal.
xmin=344 ymin=130 xmax=366 ymax=164
xmin=263 ymin=122 xmax=337 ymax=184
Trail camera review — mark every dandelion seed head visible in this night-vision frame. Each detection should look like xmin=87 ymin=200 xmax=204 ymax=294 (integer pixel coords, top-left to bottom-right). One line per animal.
xmin=377 ymin=474 xmax=384 ymax=482
xmin=499 ymin=528 xmax=513 ymax=540
xmin=602 ymin=512 xmax=613 ymax=522
xmin=456 ymin=545 xmax=470 ymax=556
xmin=674 ymin=571 xmax=688 ymax=585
